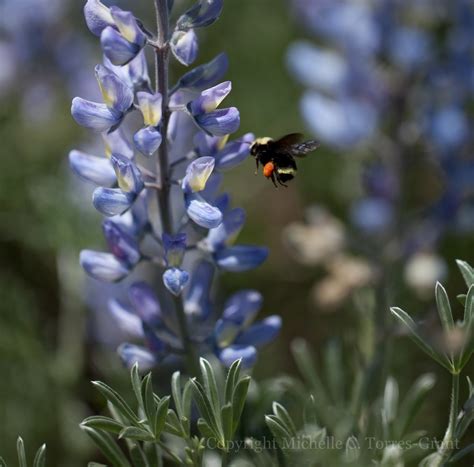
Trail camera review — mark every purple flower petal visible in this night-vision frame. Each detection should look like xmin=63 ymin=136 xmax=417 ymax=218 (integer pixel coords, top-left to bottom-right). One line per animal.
xmin=184 ymin=260 xmax=214 ymax=319
xmin=177 ymin=0 xmax=224 ymax=30
xmin=194 ymin=107 xmax=240 ymax=136
xmin=80 ymin=250 xmax=129 ymax=282
xmin=186 ymin=193 xmax=223 ymax=229
xmin=128 ymin=282 xmax=162 ymax=325
xmin=110 ymin=6 xmax=146 ymax=47
xmin=71 ymin=97 xmax=122 ymax=132
xmin=234 ymin=315 xmax=282 ymax=347
xmin=68 ymin=150 xmax=116 ymax=186
xmin=222 ymin=290 xmax=262 ymax=327
xmin=218 ymin=344 xmax=257 ymax=368
xmin=93 ymin=187 xmax=134 ymax=216
xmin=214 ymin=245 xmax=268 ymax=272
xmin=95 ymin=64 xmax=133 ymax=113
xmin=101 ymin=26 xmax=141 ymax=66
xmin=103 ymin=127 xmax=134 ymax=159
xmin=136 ymin=91 xmax=163 ymax=127
xmin=84 ymin=0 xmax=114 ymax=37
xmin=108 ymin=299 xmax=144 ymax=338
xmin=110 ymin=153 xmax=144 ymax=194
xmin=190 ymin=81 xmax=231 ymax=115
xmin=118 ymin=343 xmax=157 ymax=371
xmin=163 ymin=268 xmax=190 ymax=296
xmin=171 ymin=29 xmax=198 ymax=66
xmin=206 ymin=207 xmax=246 ymax=250
xmin=134 ymin=126 xmax=162 ymax=157
xmin=182 ymin=156 xmax=215 ymax=193
xmin=102 ymin=219 xmax=140 ymax=266
xmin=177 ymin=52 xmax=229 ymax=91
xmin=162 ymin=233 xmax=187 ymax=267
xmin=214 ymin=133 xmax=254 ymax=170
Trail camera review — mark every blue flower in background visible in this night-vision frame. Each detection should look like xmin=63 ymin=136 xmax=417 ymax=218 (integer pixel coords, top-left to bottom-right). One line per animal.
xmin=288 ymin=0 xmax=474 ymax=277
xmin=69 ymin=0 xmax=279 ymax=372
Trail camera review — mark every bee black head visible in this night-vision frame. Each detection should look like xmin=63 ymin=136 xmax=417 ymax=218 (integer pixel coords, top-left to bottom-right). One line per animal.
xmin=250 ymin=137 xmax=272 ymax=157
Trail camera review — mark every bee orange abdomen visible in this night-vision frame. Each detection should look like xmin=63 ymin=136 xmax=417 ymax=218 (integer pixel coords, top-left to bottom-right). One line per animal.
xmin=263 ymin=162 xmax=275 ymax=178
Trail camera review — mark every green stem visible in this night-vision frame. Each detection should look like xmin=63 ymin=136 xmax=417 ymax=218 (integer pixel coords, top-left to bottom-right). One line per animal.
xmin=221 ymin=450 xmax=229 ymax=467
xmin=432 ymin=372 xmax=460 ymax=466
xmin=153 ymin=0 xmax=199 ymax=377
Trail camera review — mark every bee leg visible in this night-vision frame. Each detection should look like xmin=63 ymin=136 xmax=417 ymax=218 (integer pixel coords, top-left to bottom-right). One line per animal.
xmin=254 ymin=158 xmax=259 ymax=175
xmin=270 ymin=172 xmax=278 ymax=188
xmin=275 ymin=172 xmax=288 ymax=188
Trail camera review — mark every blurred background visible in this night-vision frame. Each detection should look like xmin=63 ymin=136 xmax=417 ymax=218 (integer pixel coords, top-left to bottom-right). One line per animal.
xmin=0 ymin=0 xmax=473 ymax=464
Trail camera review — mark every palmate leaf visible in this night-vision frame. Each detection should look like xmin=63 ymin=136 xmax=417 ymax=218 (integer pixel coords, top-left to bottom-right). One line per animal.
xmin=231 ymin=376 xmax=251 ymax=434
xmin=190 ymin=377 xmax=223 ymax=441
xmin=92 ymin=380 xmax=139 ymax=425
xmin=130 ymin=364 xmax=144 ymax=411
xmin=141 ymin=373 xmax=155 ymax=424
xmin=82 ymin=416 xmax=124 ymax=434
xmin=153 ymin=396 xmax=170 ymax=437
xmin=82 ymin=426 xmax=131 ymax=467
xmin=224 ymin=359 xmax=241 ymax=404
xmin=119 ymin=426 xmax=155 ymax=442
xmin=395 ymin=373 xmax=436 ymax=438
xmin=272 ymin=402 xmax=297 ymax=437
xmin=435 ymin=282 xmax=454 ymax=332
xmin=390 ymin=307 xmax=453 ymax=371
xmin=16 ymin=438 xmax=27 ymax=467
xmin=32 ymin=444 xmax=46 ymax=467
xmin=456 ymin=259 xmax=474 ymax=288
xmin=200 ymin=358 xmax=221 ymax=414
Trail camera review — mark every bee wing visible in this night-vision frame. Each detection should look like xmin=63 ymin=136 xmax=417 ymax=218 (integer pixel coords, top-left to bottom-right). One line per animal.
xmin=274 ymin=133 xmax=304 ymax=148
xmin=289 ymin=140 xmax=320 ymax=158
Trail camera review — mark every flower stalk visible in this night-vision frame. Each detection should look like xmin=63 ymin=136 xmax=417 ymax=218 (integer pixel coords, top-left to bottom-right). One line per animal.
xmin=432 ymin=371 xmax=460 ymax=466
xmin=153 ymin=0 xmax=198 ymax=376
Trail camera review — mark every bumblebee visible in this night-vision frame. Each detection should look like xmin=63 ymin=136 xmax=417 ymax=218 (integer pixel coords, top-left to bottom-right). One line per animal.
xmin=249 ymin=133 xmax=320 ymax=187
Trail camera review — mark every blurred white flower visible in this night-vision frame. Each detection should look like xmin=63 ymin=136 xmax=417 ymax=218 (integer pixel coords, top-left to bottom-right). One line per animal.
xmin=284 ymin=207 xmax=346 ymax=266
xmin=404 ymin=252 xmax=447 ymax=298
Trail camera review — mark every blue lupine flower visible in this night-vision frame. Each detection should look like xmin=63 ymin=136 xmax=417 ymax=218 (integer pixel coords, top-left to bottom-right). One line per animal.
xmin=163 ymin=268 xmax=190 ymax=296
xmin=182 ymin=157 xmax=215 ymax=193
xmin=188 ymin=82 xmax=240 ymax=136
xmin=92 ymin=187 xmax=135 ymax=217
xmin=195 ymin=132 xmax=254 ymax=171
xmin=108 ymin=299 xmax=144 ymax=338
xmin=80 ymin=250 xmax=130 ymax=282
xmin=110 ymin=153 xmax=144 ymax=194
xmin=72 ymin=65 xmax=133 ymax=132
xmin=170 ymin=29 xmax=199 ymax=66
xmin=175 ymin=52 xmax=229 ymax=92
xmin=134 ymin=126 xmax=162 ymax=157
xmin=118 ymin=343 xmax=157 ymax=371
xmin=68 ymin=150 xmax=116 ymax=186
xmin=103 ymin=127 xmax=134 ymax=159
xmin=184 ymin=260 xmax=215 ymax=319
xmin=288 ymin=0 xmax=474 ymax=296
xmin=214 ymin=245 xmax=269 ymax=272
xmin=128 ymin=282 xmax=162 ymax=326
xmin=98 ymin=6 xmax=147 ymax=66
xmin=176 ymin=0 xmax=224 ymax=30
xmin=104 ymin=50 xmax=151 ymax=92
xmin=214 ymin=290 xmax=281 ymax=368
xmin=102 ymin=219 xmax=141 ymax=267
xmin=163 ymin=233 xmax=187 ymax=267
xmin=84 ymin=0 xmax=115 ymax=37
xmin=70 ymin=0 xmax=278 ymax=373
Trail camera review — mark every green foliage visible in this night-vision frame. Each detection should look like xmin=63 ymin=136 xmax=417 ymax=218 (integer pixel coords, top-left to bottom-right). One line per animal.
xmin=81 ymin=358 xmax=251 ymax=466
xmin=391 ymin=260 xmax=474 ymax=375
xmin=0 ymin=438 xmax=46 ymax=467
